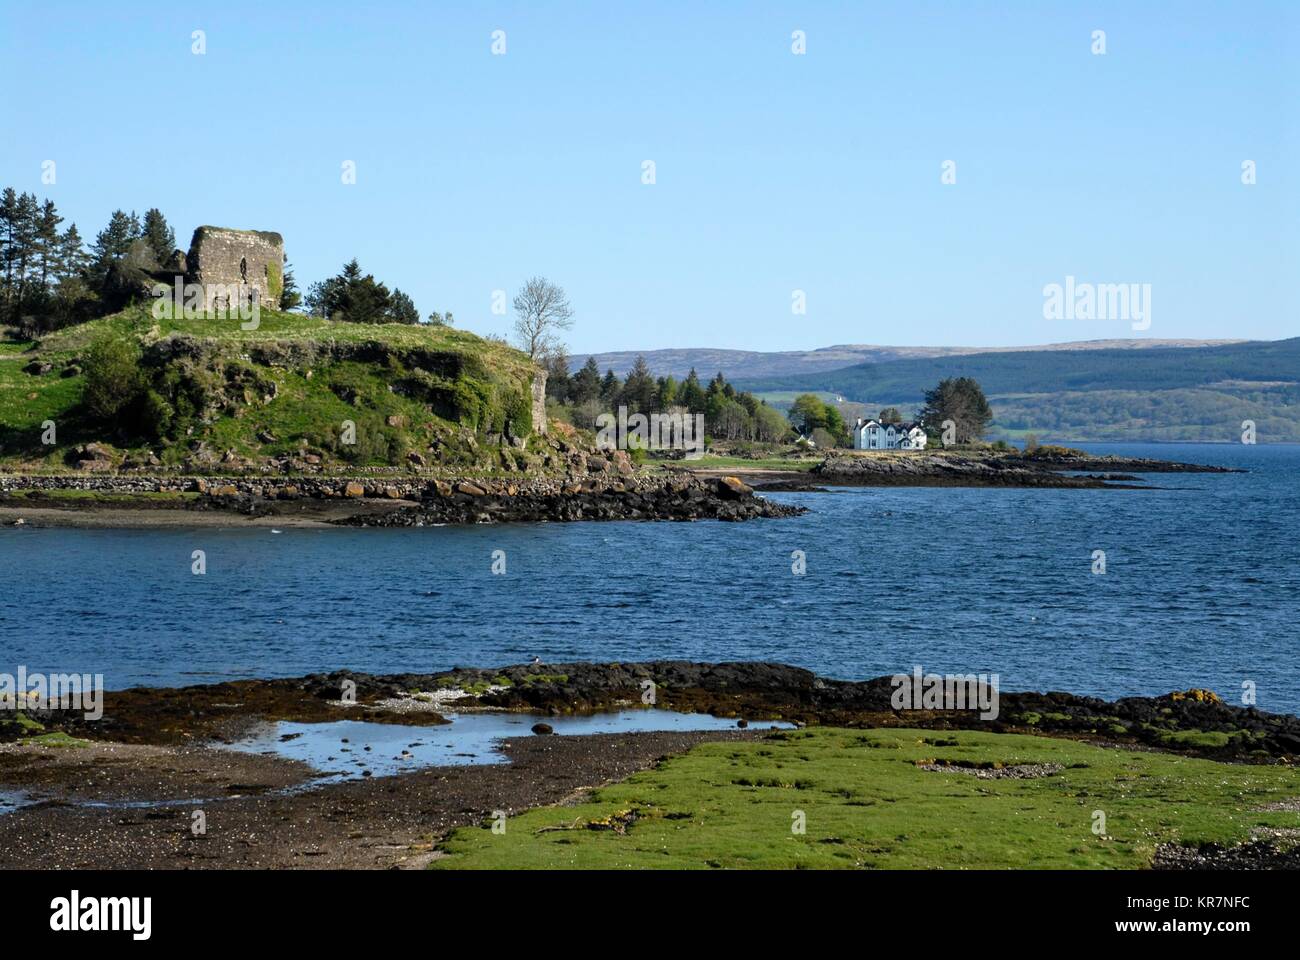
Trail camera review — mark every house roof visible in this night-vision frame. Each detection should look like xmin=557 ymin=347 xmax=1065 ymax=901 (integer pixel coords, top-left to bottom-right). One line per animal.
xmin=855 ymin=419 xmax=924 ymax=433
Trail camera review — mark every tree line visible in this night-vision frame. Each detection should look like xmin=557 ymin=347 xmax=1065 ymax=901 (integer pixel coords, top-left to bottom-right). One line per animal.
xmin=0 ymin=186 xmax=311 ymax=336
xmin=543 ymin=354 xmax=790 ymax=443
xmin=785 ymin=377 xmax=994 ymax=447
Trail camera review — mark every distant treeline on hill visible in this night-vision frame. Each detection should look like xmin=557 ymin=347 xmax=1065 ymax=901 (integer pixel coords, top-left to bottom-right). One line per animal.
xmin=736 ymin=338 xmax=1300 ymax=443
xmin=736 ymin=339 xmax=1300 ymax=399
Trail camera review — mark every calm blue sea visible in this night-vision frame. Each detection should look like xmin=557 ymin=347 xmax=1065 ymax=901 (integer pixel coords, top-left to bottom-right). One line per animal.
xmin=2 ymin=443 xmax=1297 ymax=712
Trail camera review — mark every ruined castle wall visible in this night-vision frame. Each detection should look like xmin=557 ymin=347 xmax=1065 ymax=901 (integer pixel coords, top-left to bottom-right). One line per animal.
xmin=186 ymin=227 xmax=285 ymax=311
xmin=531 ymin=371 xmax=548 ymax=436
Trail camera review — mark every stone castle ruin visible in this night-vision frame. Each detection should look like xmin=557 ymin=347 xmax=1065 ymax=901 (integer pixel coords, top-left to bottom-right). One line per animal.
xmin=183 ymin=226 xmax=285 ymax=312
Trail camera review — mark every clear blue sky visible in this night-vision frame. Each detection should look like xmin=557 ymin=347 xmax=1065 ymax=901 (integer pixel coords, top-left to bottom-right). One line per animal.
xmin=2 ymin=1 xmax=1295 ymax=353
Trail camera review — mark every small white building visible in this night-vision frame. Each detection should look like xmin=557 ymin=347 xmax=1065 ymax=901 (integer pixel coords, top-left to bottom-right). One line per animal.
xmin=852 ymin=418 xmax=927 ymax=450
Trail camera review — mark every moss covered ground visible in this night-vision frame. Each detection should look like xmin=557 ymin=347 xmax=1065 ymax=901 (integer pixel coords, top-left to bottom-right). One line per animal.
xmin=433 ymin=726 xmax=1300 ymax=869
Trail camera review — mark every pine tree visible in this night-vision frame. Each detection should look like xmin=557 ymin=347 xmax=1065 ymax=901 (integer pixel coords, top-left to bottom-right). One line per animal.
xmin=0 ymin=188 xmax=20 ymax=316
xmin=599 ymin=369 xmax=621 ymax=405
xmin=60 ymin=224 xmax=88 ymax=277
xmin=140 ymin=208 xmax=175 ymax=263
xmin=279 ymin=261 xmax=302 ymax=311
xmin=89 ymin=210 xmax=141 ymax=286
xmin=919 ymin=377 xmax=993 ymax=443
xmin=571 ymin=357 xmax=602 ymax=404
xmin=544 ymin=349 xmax=571 ymax=402
xmin=388 ymin=288 xmax=420 ymax=324
xmin=11 ymin=192 xmax=40 ymax=307
xmin=678 ymin=367 xmax=706 ymax=412
xmin=621 ymin=355 xmax=656 ymax=413
xmin=35 ymin=200 xmax=64 ymax=287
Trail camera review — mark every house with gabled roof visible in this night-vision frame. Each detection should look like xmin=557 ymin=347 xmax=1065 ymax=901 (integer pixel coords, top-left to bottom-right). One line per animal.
xmin=851 ymin=418 xmax=927 ymax=450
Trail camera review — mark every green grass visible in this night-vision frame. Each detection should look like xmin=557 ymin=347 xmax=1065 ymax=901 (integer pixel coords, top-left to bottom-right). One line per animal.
xmin=19 ymin=731 xmax=90 ymax=748
xmin=682 ymin=455 xmax=819 ymax=472
xmin=0 ymin=712 xmax=46 ymax=735
xmin=1 ymin=305 xmax=544 ymax=472
xmin=433 ymin=727 xmax=1300 ymax=869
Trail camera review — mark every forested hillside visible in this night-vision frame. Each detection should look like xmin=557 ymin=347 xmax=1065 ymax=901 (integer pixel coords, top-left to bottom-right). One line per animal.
xmin=736 ymin=339 xmax=1300 ymax=442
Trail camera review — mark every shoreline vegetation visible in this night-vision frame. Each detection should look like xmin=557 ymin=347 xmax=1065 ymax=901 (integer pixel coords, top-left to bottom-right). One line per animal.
xmin=2 ymin=661 xmax=1296 ymax=870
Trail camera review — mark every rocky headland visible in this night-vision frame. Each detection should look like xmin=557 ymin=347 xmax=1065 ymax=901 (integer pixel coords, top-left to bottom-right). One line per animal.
xmin=809 ymin=449 xmax=1238 ymax=488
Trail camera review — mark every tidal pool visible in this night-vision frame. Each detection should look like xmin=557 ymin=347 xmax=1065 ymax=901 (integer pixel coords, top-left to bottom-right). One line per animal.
xmin=224 ymin=710 xmax=793 ymax=781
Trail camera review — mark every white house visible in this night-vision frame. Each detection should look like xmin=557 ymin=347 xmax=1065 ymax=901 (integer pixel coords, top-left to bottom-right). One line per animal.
xmin=852 ymin=418 xmax=927 ymax=450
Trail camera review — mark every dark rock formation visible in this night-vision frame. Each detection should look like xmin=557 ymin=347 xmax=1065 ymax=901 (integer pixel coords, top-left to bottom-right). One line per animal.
xmin=23 ymin=662 xmax=1299 ymax=766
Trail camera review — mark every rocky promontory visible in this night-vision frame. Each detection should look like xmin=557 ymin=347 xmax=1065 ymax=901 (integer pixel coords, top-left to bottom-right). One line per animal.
xmin=810 ymin=449 xmax=1237 ymax=488
xmin=336 ymin=473 xmax=802 ymax=524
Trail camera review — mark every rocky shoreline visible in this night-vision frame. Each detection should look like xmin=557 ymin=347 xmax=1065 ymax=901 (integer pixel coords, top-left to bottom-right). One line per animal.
xmin=337 ymin=474 xmax=802 ymax=524
xmin=810 ymin=449 xmax=1236 ymax=487
xmin=4 ymin=661 xmax=1296 ymax=871
xmin=0 ymin=471 xmax=804 ymax=525
xmin=17 ymin=660 xmax=1299 ymax=764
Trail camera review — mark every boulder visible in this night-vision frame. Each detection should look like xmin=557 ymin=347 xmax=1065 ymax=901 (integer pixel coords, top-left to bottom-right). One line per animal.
xmin=611 ymin=450 xmax=635 ymax=476
xmin=716 ymin=476 xmax=752 ymax=500
xmin=344 ymin=482 xmax=365 ymax=498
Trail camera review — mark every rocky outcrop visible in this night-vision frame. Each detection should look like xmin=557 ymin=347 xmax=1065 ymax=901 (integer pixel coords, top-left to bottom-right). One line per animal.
xmin=1001 ymin=452 xmax=1241 ymax=474
xmin=812 ymin=450 xmax=1239 ymax=488
xmin=32 ymin=661 xmax=1299 ymax=763
xmin=813 ymin=452 xmax=1141 ymax=488
xmin=336 ymin=474 xmax=803 ymax=524
xmin=358 ymin=661 xmax=1300 ymax=761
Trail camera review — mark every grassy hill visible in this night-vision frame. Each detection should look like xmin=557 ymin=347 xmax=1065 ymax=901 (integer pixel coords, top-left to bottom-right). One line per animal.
xmin=738 ymin=338 xmax=1300 ymax=442
xmin=0 ymin=307 xmax=546 ymax=474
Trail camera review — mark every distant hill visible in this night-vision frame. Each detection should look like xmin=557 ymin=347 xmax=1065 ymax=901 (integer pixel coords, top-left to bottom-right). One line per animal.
xmin=571 ymin=339 xmax=1246 ymax=381
xmin=733 ymin=338 xmax=1300 ymax=443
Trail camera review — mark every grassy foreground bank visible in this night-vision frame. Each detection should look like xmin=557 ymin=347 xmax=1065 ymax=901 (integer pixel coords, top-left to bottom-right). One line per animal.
xmin=433 ymin=727 xmax=1300 ymax=869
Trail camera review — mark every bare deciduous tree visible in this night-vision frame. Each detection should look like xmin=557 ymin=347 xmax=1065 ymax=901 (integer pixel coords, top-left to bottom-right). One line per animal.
xmin=512 ymin=276 xmax=574 ymax=361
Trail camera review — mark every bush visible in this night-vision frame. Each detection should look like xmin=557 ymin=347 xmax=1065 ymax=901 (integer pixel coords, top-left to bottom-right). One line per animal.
xmin=139 ymin=389 xmax=174 ymax=440
xmin=81 ymin=335 xmax=143 ymax=421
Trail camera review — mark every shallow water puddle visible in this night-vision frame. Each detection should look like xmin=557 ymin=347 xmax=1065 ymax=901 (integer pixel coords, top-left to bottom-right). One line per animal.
xmin=0 ymin=788 xmax=36 ymax=814
xmin=224 ymin=710 xmax=792 ymax=782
